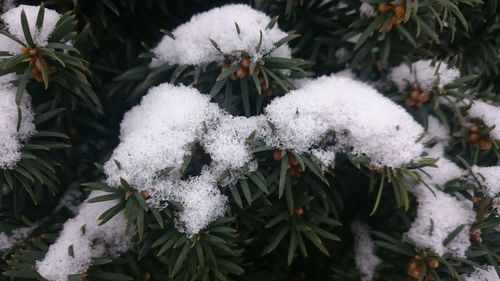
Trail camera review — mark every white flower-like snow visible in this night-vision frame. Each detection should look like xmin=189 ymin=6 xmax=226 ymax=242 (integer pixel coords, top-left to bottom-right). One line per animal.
xmin=104 ymin=83 xmax=264 ymax=235
xmin=105 ymin=76 xmax=428 ymax=235
xmin=264 ymin=75 xmax=424 ymax=168
xmin=36 ymin=191 xmax=133 ymax=281
xmin=151 ymin=4 xmax=291 ymax=66
xmin=389 ymin=60 xmax=460 ymax=92
xmin=469 ymin=166 xmax=500 ymax=197
xmin=0 ymin=5 xmax=61 ymax=55
xmin=0 ymin=76 xmax=36 ymax=169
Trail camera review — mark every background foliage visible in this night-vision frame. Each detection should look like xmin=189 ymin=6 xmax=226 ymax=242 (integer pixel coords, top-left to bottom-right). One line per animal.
xmin=1 ymin=0 xmax=499 ymax=280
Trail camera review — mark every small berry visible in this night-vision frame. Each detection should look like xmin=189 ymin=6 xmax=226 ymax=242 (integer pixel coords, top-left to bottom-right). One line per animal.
xmin=289 ymin=154 xmax=299 ymax=166
xmin=273 ymin=150 xmax=283 ymax=161
xmin=469 ymin=133 xmax=480 ymax=143
xmin=241 ymin=57 xmax=251 ymax=69
xmin=236 ymin=67 xmax=248 ymax=79
xmin=378 ymin=3 xmax=392 ymax=13
xmin=418 ymin=92 xmax=430 ymax=103
xmin=427 ymin=259 xmax=439 ymax=269
xmin=469 ymin=125 xmax=480 ymax=133
xmin=293 ymin=207 xmax=304 ymax=217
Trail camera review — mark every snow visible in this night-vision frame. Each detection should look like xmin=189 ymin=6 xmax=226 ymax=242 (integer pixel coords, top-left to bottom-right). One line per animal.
xmin=0 ymin=78 xmax=36 ymax=169
xmin=419 ymin=158 xmax=463 ymax=188
xmin=407 ymin=128 xmax=472 ymax=257
xmin=469 ymin=166 xmax=500 ymax=197
xmin=263 ymin=75 xmax=424 ymax=168
xmin=462 ymin=266 xmax=500 ymax=281
xmin=389 ymin=60 xmax=460 ymax=92
xmin=0 ymin=5 xmax=61 ymax=54
xmin=105 ymin=76 xmax=427 ymax=235
xmin=425 ymin=116 xmax=450 ymax=145
xmin=151 ymin=4 xmax=291 ymax=66
xmin=104 ymin=83 xmax=261 ymax=235
xmin=0 ymin=226 xmax=33 ymax=251
xmin=351 ymin=222 xmax=380 ymax=281
xmin=36 ymin=191 xmax=133 ymax=281
xmin=468 ymin=101 xmax=500 ymax=140
xmin=405 ymin=184 xmax=474 ymax=257
xmin=359 ymin=3 xmax=377 ymax=17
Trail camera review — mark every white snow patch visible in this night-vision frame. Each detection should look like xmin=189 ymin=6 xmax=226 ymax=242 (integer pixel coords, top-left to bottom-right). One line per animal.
xmin=151 ymin=4 xmax=291 ymax=66
xmin=405 ymin=184 xmax=474 ymax=257
xmin=264 ymin=75 xmax=424 ymax=168
xmin=462 ymin=266 xmax=500 ymax=281
xmin=351 ymin=222 xmax=380 ymax=281
xmin=36 ymin=191 xmax=133 ymax=281
xmin=468 ymin=101 xmax=500 ymax=140
xmin=389 ymin=60 xmax=460 ymax=92
xmin=0 ymin=225 xmax=33 ymax=251
xmin=359 ymin=3 xmax=377 ymax=17
xmin=104 ymin=83 xmax=262 ymax=235
xmin=0 ymin=5 xmax=60 ymax=54
xmin=469 ymin=166 xmax=500 ymax=197
xmin=0 ymin=80 xmax=36 ymax=169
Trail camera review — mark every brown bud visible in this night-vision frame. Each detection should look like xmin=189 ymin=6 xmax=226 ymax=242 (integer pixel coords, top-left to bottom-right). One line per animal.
xmin=427 ymin=259 xmax=439 ymax=269
xmin=289 ymin=154 xmax=299 ymax=166
xmin=273 ymin=150 xmax=283 ymax=161
xmin=418 ymin=92 xmax=430 ymax=103
xmin=378 ymin=3 xmax=392 ymax=13
xmin=469 ymin=133 xmax=480 ymax=143
xmin=20 ymin=47 xmax=30 ymax=54
xmin=293 ymin=207 xmax=304 ymax=217
xmin=407 ymin=260 xmax=423 ymax=279
xmin=141 ymin=190 xmax=150 ymax=199
xmin=241 ymin=57 xmax=251 ymax=69
xmin=230 ymin=73 xmax=238 ymax=80
xmin=236 ymin=68 xmax=247 ymax=79
xmin=410 ymin=89 xmax=421 ymax=99
xmin=469 ymin=125 xmax=480 ymax=133
xmin=394 ymin=3 xmax=406 ymax=21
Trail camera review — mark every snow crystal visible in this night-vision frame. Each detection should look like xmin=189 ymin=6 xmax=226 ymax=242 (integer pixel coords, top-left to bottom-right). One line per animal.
xmin=462 ymin=266 xmax=500 ymax=281
xmin=151 ymin=4 xmax=291 ymax=66
xmin=335 ymin=69 xmax=356 ymax=79
xmin=469 ymin=166 xmax=500 ymax=197
xmin=405 ymin=184 xmax=474 ymax=257
xmin=389 ymin=60 xmax=460 ymax=92
xmin=170 ymin=171 xmax=227 ymax=235
xmin=0 ymin=80 xmax=36 ymax=169
xmin=104 ymin=83 xmax=221 ymax=189
xmin=359 ymin=3 xmax=377 ymax=17
xmin=36 ymin=191 xmax=133 ymax=281
xmin=468 ymin=101 xmax=500 ymax=140
xmin=264 ymin=75 xmax=424 ymax=168
xmin=351 ymin=222 xmax=380 ymax=281
xmin=311 ymin=148 xmax=336 ymax=168
xmin=203 ymin=115 xmax=266 ymax=175
xmin=0 ymin=225 xmax=33 ymax=251
xmin=104 ymin=83 xmax=261 ymax=236
xmin=419 ymin=158 xmax=463 ymax=188
xmin=0 ymin=5 xmax=61 ymax=54
xmin=425 ymin=116 xmax=450 ymax=145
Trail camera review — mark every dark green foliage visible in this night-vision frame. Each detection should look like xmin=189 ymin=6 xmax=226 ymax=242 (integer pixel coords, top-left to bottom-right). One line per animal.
xmin=1 ymin=0 xmax=499 ymax=281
